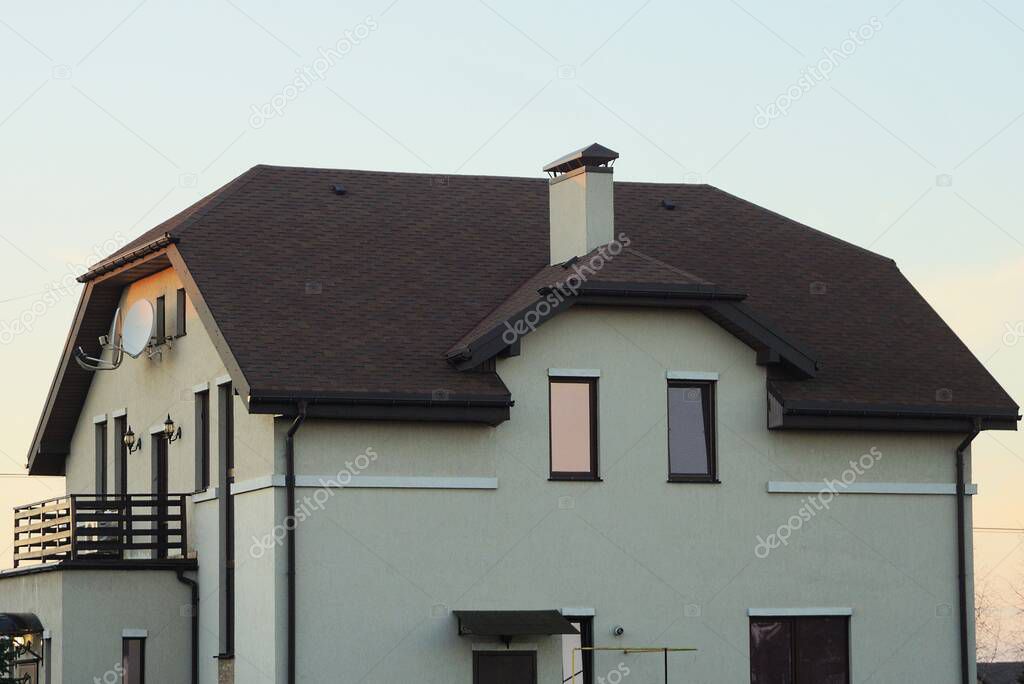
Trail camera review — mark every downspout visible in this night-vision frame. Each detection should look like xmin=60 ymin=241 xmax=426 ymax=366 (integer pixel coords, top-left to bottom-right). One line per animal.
xmin=175 ymin=569 xmax=199 ymax=684
xmin=285 ymin=401 xmax=307 ymax=684
xmin=955 ymin=418 xmax=981 ymax=684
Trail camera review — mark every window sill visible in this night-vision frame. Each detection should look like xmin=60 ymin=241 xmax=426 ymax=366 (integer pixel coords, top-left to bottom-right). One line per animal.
xmin=667 ymin=477 xmax=721 ymax=484
xmin=548 ymin=476 xmax=603 ymax=483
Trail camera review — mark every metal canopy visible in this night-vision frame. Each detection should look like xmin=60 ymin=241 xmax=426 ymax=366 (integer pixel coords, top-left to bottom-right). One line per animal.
xmin=454 ymin=610 xmax=579 ymax=639
xmin=0 ymin=613 xmax=43 ymax=636
xmin=542 ymin=143 xmax=619 ymax=174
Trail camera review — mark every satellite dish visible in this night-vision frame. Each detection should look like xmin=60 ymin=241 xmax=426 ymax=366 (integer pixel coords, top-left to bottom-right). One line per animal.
xmin=104 ymin=307 xmax=122 ymax=350
xmin=121 ymin=300 xmax=155 ymax=358
xmin=73 ymin=307 xmax=124 ymax=371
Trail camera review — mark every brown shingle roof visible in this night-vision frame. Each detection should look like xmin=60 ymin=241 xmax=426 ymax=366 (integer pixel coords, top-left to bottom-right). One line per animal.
xmin=88 ymin=164 xmax=1018 ymax=415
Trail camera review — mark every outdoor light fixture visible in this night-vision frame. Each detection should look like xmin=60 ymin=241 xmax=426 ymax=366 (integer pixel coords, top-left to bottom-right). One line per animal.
xmin=163 ymin=414 xmax=182 ymax=443
xmin=123 ymin=426 xmax=142 ymax=453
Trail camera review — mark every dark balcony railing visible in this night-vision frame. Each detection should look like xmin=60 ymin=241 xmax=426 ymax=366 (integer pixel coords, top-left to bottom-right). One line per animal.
xmin=13 ymin=493 xmax=189 ymax=568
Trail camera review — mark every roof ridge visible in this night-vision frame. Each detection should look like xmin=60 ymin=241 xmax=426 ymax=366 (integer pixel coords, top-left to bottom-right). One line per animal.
xmin=253 ymin=163 xmax=544 ymax=182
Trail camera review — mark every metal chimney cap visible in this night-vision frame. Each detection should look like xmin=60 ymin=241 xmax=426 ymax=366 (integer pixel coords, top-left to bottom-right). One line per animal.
xmin=543 ymin=143 xmax=619 ymax=175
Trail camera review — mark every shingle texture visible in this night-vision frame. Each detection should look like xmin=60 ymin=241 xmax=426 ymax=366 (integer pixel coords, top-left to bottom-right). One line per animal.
xmin=92 ymin=164 xmax=1018 ymax=414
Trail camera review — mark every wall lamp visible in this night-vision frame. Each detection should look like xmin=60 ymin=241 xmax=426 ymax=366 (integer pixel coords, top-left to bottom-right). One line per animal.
xmin=163 ymin=414 xmax=183 ymax=443
xmin=123 ymin=426 xmax=142 ymax=453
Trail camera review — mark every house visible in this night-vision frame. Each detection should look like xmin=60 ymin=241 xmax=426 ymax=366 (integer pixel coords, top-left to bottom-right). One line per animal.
xmin=0 ymin=143 xmax=1018 ymax=683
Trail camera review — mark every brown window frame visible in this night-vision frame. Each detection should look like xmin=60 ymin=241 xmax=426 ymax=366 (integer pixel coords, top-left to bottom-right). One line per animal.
xmin=667 ymin=380 xmax=718 ymax=483
xmin=155 ymin=295 xmax=166 ymax=345
xmin=194 ymin=389 xmax=210 ymax=491
xmin=749 ymin=615 xmax=850 ymax=683
xmin=548 ymin=376 xmax=600 ymax=482
xmin=121 ymin=636 xmax=145 ymax=684
xmin=95 ymin=420 xmax=108 ymax=495
xmin=175 ymin=288 xmax=187 ymax=338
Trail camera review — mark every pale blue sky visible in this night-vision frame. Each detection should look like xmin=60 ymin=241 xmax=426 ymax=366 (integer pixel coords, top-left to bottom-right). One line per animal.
xmin=0 ymin=0 xmax=1022 ymax=650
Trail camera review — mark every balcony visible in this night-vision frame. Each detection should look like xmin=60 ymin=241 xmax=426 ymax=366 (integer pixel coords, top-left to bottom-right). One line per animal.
xmin=13 ymin=493 xmax=190 ymax=568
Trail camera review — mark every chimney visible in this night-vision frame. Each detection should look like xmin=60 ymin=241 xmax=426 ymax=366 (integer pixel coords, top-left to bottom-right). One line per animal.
xmin=543 ymin=143 xmax=619 ymax=265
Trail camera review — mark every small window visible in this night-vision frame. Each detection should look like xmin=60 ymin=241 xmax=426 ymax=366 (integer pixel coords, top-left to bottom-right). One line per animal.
xmin=114 ymin=415 xmax=128 ymax=495
xmin=122 ymin=637 xmax=145 ymax=684
xmin=750 ymin=616 xmax=849 ymax=683
xmin=561 ymin=616 xmax=593 ymax=684
xmin=175 ymin=288 xmax=187 ymax=337
xmin=155 ymin=296 xmax=166 ymax=345
xmin=195 ymin=390 xmax=210 ymax=491
xmin=667 ymin=380 xmax=717 ymax=482
xmin=549 ymin=377 xmax=598 ymax=480
xmin=95 ymin=420 xmax=108 ymax=495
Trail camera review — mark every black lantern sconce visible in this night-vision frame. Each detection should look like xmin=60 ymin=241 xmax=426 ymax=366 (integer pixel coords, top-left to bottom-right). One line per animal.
xmin=163 ymin=414 xmax=182 ymax=443
xmin=123 ymin=426 xmax=142 ymax=453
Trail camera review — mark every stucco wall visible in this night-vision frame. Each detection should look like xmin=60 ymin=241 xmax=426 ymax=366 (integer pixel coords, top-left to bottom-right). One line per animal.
xmin=60 ymin=570 xmax=191 ymax=682
xmin=272 ymin=306 xmax=971 ymax=682
xmin=0 ymin=570 xmax=63 ymax=682
xmin=0 ymin=568 xmax=191 ymax=683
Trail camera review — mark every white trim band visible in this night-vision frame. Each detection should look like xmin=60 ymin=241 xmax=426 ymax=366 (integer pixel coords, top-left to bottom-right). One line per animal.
xmin=561 ymin=607 xmax=595 ymax=617
xmin=193 ymin=487 xmax=219 ymax=503
xmin=231 ymin=474 xmax=498 ymax=495
xmin=192 ymin=382 xmax=209 ymax=394
xmin=666 ymin=371 xmax=719 ymax=381
xmin=232 ymin=475 xmax=285 ymax=495
xmin=122 ymin=629 xmax=148 ymax=638
xmin=767 ymin=481 xmax=977 ymax=496
xmin=214 ymin=374 xmax=232 ymax=386
xmin=748 ymin=608 xmax=853 ymax=617
xmin=92 ymin=414 xmax=107 ymax=424
xmin=548 ymin=368 xmax=601 ymax=378
xmin=112 ymin=407 xmax=127 ymax=418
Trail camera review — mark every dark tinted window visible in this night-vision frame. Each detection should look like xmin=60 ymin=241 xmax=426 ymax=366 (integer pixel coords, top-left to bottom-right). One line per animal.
xmin=175 ymin=288 xmax=187 ymax=337
xmin=122 ymin=638 xmax=145 ymax=684
xmin=750 ymin=619 xmax=793 ymax=684
xmin=795 ymin=617 xmax=848 ymax=682
xmin=668 ymin=381 xmax=715 ymax=481
xmin=750 ymin=616 xmax=849 ymax=684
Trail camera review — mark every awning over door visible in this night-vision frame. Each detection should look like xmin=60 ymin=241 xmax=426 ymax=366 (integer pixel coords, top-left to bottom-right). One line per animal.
xmin=454 ymin=610 xmax=579 ymax=641
xmin=0 ymin=613 xmax=43 ymax=636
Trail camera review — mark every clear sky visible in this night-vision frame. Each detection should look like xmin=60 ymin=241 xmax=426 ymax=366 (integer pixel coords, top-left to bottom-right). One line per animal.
xmin=0 ymin=0 xmax=1021 ymax=655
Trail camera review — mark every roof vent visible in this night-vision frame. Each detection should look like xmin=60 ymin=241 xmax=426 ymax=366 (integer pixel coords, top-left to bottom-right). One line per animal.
xmin=330 ymin=183 xmax=346 ymax=195
xmin=661 ymin=199 xmax=675 ymax=210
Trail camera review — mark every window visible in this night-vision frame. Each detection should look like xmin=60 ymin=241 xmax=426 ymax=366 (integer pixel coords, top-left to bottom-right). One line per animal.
xmin=155 ymin=295 xmax=166 ymax=345
xmin=549 ymin=377 xmax=598 ymax=480
xmin=122 ymin=637 xmax=145 ymax=684
xmin=218 ymin=381 xmax=235 ymax=656
xmin=175 ymin=288 xmax=187 ymax=338
xmin=114 ymin=415 xmax=127 ymax=495
xmin=95 ymin=420 xmax=108 ymax=495
xmin=667 ymin=380 xmax=716 ymax=482
xmin=195 ymin=390 xmax=210 ymax=491
xmin=561 ymin=616 xmax=593 ymax=684
xmin=749 ymin=616 xmax=849 ymax=683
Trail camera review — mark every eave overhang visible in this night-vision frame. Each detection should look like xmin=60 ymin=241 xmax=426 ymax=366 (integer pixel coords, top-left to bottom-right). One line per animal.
xmin=247 ymin=389 xmax=513 ymax=426
xmin=77 ymin=234 xmax=178 ymax=283
xmin=768 ymin=390 xmax=1021 ymax=433
xmin=447 ymin=281 xmax=819 ymax=380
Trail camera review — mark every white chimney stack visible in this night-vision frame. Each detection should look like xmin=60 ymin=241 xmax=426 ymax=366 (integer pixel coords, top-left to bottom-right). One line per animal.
xmin=544 ymin=143 xmax=619 ymax=265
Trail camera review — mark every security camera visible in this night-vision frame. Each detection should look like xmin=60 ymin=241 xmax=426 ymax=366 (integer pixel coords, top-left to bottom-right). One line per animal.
xmin=610 ymin=625 xmax=624 ymax=637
